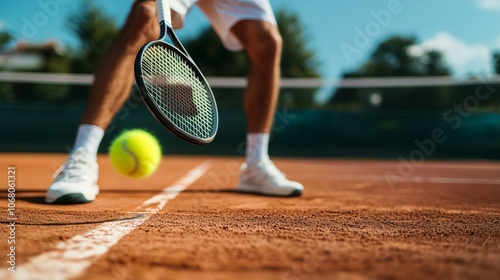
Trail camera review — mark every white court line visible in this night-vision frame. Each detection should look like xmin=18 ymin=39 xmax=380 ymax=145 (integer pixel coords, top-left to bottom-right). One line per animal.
xmin=296 ymin=173 xmax=500 ymax=185
xmin=2 ymin=161 xmax=211 ymax=280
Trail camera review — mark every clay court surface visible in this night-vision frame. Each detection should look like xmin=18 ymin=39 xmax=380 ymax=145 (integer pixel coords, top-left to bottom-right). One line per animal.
xmin=1 ymin=153 xmax=499 ymax=280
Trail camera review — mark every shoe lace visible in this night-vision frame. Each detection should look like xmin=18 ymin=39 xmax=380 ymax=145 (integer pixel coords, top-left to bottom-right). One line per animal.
xmin=52 ymin=149 xmax=93 ymax=179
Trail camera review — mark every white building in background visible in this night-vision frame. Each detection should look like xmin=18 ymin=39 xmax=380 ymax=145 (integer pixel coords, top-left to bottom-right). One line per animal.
xmin=0 ymin=41 xmax=60 ymax=70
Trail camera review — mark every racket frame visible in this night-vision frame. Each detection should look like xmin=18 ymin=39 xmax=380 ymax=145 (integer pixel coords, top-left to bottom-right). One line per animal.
xmin=134 ymin=0 xmax=218 ymax=145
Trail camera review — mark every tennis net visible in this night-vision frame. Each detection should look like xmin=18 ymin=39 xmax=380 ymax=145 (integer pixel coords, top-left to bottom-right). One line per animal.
xmin=1 ymin=72 xmax=499 ymax=158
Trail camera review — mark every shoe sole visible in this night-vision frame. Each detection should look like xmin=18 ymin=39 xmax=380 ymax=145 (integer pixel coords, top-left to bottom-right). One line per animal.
xmin=237 ymin=188 xmax=303 ymax=197
xmin=47 ymin=193 xmax=95 ymax=204
xmin=46 ymin=184 xmax=99 ymax=204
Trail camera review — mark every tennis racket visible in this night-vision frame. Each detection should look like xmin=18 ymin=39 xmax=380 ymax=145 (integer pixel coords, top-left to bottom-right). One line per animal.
xmin=134 ymin=0 xmax=218 ymax=145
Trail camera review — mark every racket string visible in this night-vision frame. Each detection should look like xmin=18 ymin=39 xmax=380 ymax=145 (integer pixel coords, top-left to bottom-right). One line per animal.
xmin=141 ymin=45 xmax=214 ymax=139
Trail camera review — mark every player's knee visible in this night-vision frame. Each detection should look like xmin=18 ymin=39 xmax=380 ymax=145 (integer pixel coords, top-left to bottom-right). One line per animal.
xmin=129 ymin=0 xmax=158 ymax=41
xmin=249 ymin=28 xmax=282 ymax=68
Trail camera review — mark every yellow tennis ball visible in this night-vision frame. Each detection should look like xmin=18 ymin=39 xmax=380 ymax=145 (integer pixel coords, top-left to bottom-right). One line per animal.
xmin=109 ymin=129 xmax=162 ymax=178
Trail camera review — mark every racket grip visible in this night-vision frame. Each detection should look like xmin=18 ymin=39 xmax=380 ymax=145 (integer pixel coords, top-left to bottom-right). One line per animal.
xmin=156 ymin=0 xmax=172 ymax=26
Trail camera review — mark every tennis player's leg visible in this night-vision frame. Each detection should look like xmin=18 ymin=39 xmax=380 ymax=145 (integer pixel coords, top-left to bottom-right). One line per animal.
xmin=196 ymin=0 xmax=303 ymax=196
xmin=46 ymin=0 xmax=160 ymax=204
xmin=231 ymin=20 xmax=303 ymax=197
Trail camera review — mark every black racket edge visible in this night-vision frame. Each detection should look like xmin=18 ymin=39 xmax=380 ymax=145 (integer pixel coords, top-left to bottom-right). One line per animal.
xmin=134 ymin=41 xmax=218 ymax=145
xmin=165 ymin=23 xmax=190 ymax=59
xmin=135 ymin=22 xmax=218 ymax=144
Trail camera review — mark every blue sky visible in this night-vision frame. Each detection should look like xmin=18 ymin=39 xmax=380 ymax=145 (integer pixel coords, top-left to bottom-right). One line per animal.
xmin=1 ymin=0 xmax=500 ymax=79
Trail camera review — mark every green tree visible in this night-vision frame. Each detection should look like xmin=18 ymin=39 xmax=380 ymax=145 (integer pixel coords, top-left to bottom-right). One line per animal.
xmin=423 ymin=50 xmax=449 ymax=76
xmin=277 ymin=9 xmax=320 ymax=78
xmin=0 ymin=31 xmax=12 ymax=49
xmin=66 ymin=0 xmax=118 ymax=73
xmin=360 ymin=36 xmax=419 ymax=76
xmin=330 ymin=35 xmax=452 ymax=109
xmin=0 ymin=32 xmax=13 ymax=75
xmin=37 ymin=43 xmax=71 ymax=73
xmin=1 ymin=2 xmax=118 ymax=103
xmin=276 ymin=9 xmax=320 ymax=108
xmin=359 ymin=36 xmax=450 ymax=77
xmin=50 ymin=0 xmax=120 ymax=103
xmin=0 ymin=31 xmax=13 ymax=100
xmin=494 ymin=51 xmax=500 ymax=74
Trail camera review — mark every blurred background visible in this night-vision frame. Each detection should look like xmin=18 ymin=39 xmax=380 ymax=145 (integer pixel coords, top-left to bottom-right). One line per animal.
xmin=1 ymin=0 xmax=499 ymax=159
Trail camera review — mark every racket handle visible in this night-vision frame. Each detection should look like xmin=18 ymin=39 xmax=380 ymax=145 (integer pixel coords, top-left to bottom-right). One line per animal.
xmin=156 ymin=0 xmax=172 ymax=27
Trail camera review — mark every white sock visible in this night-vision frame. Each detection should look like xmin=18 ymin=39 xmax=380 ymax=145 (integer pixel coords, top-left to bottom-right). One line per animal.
xmin=71 ymin=124 xmax=104 ymax=157
xmin=246 ymin=133 xmax=270 ymax=165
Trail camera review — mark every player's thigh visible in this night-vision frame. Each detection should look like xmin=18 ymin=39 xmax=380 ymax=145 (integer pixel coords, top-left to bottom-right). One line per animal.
xmin=231 ymin=20 xmax=282 ymax=57
xmin=197 ymin=0 xmax=277 ymax=52
xmin=131 ymin=0 xmax=185 ymax=26
xmin=128 ymin=0 xmax=157 ymax=29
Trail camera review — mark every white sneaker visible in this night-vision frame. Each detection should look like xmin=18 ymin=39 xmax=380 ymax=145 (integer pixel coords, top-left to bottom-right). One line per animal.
xmin=45 ymin=148 xmax=99 ymax=204
xmin=237 ymin=160 xmax=303 ymax=197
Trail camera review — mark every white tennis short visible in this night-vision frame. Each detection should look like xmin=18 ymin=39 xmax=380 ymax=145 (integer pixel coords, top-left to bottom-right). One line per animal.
xmin=170 ymin=0 xmax=277 ymax=51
